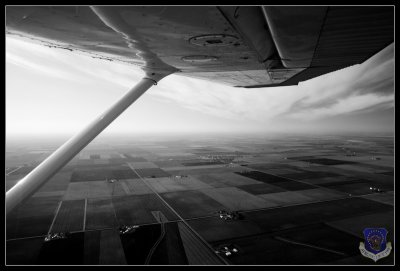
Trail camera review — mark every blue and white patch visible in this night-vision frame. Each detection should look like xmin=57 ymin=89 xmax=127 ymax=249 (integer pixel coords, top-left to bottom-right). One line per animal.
xmin=359 ymin=228 xmax=392 ymax=262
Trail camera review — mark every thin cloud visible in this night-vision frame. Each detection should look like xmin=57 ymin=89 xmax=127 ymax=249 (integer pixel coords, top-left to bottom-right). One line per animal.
xmin=277 ymin=43 xmax=394 ymax=120
xmin=285 ymin=93 xmax=394 ymax=120
xmin=6 ymin=35 xmax=144 ymax=90
xmin=6 ymin=51 xmax=74 ymax=80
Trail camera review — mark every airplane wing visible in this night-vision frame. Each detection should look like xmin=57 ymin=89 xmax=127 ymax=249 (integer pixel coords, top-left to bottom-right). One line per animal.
xmin=6 ymin=6 xmax=394 ymax=88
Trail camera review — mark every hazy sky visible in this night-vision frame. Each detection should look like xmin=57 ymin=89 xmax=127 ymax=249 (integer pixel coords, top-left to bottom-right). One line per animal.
xmin=6 ymin=36 xmax=394 ymax=138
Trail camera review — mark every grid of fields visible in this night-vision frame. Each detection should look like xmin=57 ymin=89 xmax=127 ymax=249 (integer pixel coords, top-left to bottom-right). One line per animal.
xmin=6 ymin=135 xmax=394 ymax=265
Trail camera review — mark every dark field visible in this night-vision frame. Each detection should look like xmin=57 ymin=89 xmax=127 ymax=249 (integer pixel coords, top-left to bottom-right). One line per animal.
xmin=239 ymin=183 xmax=286 ymax=195
xmin=112 ymin=194 xmax=178 ymax=225
xmin=112 ymin=169 xmax=140 ymax=180
xmin=120 ymin=222 xmax=188 ymax=264
xmin=235 ymin=171 xmax=293 ymax=183
xmin=6 ymin=237 xmax=44 ymax=264
xmin=37 ymin=232 xmax=85 ymax=265
xmin=123 ymin=154 xmax=148 ymax=162
xmin=50 ymin=200 xmax=85 ymax=233
xmin=182 ymin=161 xmax=224 ymax=166
xmin=211 ymin=224 xmax=363 ymax=265
xmin=271 ymin=181 xmax=317 ymax=191
xmin=291 ymin=157 xmax=358 ymax=166
xmin=244 ymin=197 xmax=392 ymax=232
xmin=6 ymin=134 xmax=394 ymax=265
xmin=7 ymin=196 xmax=61 ymax=239
xmin=188 ymin=216 xmax=264 ymax=243
xmin=71 ymin=166 xmax=139 ymax=182
xmin=134 ymin=168 xmax=171 ymax=178
xmin=282 ymin=171 xmax=343 ymax=180
xmin=71 ymin=169 xmax=113 ymax=182
xmin=86 ymin=198 xmax=118 ymax=230
xmin=161 ymin=190 xmax=226 ymax=218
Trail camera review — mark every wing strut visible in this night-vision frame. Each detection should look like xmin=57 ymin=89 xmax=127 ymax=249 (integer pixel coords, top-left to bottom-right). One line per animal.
xmin=6 ymin=73 xmax=169 ymax=215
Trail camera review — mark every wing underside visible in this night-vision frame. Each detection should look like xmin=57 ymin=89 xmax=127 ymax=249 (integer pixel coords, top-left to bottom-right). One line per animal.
xmin=6 ymin=6 xmax=394 ymax=87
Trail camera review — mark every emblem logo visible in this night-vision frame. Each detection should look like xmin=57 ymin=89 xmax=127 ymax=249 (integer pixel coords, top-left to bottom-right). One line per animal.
xmin=359 ymin=228 xmax=392 ymax=262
